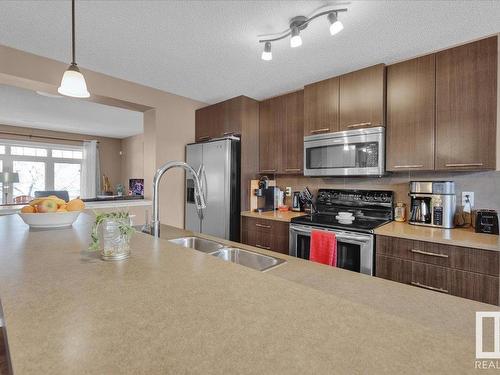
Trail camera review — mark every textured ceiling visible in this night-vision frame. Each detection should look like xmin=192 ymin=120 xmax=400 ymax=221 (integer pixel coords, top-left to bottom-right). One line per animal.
xmin=0 ymin=85 xmax=143 ymax=138
xmin=0 ymin=1 xmax=499 ymax=104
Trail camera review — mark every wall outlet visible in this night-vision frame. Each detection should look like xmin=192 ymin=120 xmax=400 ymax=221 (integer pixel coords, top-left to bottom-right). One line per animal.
xmin=285 ymin=187 xmax=292 ymax=197
xmin=462 ymin=192 xmax=474 ymax=207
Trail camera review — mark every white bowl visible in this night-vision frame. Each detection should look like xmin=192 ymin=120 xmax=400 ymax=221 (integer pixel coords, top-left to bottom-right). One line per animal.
xmin=338 ymin=212 xmax=354 ymax=218
xmin=18 ymin=211 xmax=82 ymax=228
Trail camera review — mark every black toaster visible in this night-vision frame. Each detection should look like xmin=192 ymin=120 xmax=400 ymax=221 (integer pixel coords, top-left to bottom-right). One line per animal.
xmin=475 ymin=210 xmax=499 ymax=235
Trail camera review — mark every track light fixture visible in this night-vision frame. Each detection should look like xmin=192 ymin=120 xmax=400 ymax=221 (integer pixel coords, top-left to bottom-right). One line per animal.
xmin=259 ymin=7 xmax=347 ymax=61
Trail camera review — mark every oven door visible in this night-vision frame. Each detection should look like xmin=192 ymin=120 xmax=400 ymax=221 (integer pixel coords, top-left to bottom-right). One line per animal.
xmin=289 ymin=224 xmax=374 ymax=275
xmin=303 ymin=127 xmax=385 ymax=177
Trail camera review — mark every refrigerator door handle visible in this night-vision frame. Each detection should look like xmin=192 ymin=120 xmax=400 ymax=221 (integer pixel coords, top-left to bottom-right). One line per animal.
xmin=195 ymin=164 xmax=206 ymax=220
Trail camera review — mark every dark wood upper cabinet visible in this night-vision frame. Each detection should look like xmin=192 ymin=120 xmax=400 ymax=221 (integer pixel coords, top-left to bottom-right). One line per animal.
xmin=386 ymin=54 xmax=436 ymax=171
xmin=259 ymin=95 xmax=284 ymax=173
xmin=304 ymin=77 xmax=339 ymax=136
xmin=195 ymin=104 xmax=224 ymax=142
xmin=195 ymin=96 xmax=249 ymax=141
xmin=339 ymin=64 xmax=386 ymax=131
xmin=259 ymin=91 xmax=304 ymax=174
xmin=435 ymin=36 xmax=497 ymax=171
xmin=282 ymin=90 xmax=304 ymax=173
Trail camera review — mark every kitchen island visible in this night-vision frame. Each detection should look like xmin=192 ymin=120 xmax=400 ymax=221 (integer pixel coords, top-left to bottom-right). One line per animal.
xmin=0 ymin=213 xmax=495 ymax=374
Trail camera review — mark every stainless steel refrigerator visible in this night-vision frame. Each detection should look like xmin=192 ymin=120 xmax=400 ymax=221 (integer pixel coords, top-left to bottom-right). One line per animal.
xmin=185 ymin=138 xmax=240 ymax=241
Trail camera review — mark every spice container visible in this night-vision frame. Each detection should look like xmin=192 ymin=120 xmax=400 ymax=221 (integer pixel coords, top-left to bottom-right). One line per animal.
xmin=394 ymin=202 xmax=407 ymax=222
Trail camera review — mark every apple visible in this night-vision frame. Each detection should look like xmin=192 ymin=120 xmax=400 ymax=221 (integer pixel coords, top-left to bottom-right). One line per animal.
xmin=37 ymin=199 xmax=58 ymax=213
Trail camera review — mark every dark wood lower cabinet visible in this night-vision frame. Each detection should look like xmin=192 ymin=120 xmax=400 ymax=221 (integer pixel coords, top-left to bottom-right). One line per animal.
xmin=241 ymin=216 xmax=289 ymax=255
xmin=376 ymin=235 xmax=500 ymax=305
xmin=376 ymin=255 xmax=411 ymax=284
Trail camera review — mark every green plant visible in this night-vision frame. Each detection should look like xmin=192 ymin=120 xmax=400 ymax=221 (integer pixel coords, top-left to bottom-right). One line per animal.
xmin=89 ymin=211 xmax=134 ymax=251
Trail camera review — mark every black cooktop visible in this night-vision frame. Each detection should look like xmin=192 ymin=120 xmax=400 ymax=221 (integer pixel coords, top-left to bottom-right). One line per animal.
xmin=291 ymin=213 xmax=390 ymax=233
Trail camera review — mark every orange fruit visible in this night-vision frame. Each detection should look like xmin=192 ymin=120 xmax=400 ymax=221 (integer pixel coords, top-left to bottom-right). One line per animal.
xmin=66 ymin=199 xmax=85 ymax=211
xmin=21 ymin=205 xmax=35 ymax=213
xmin=59 ymin=203 xmax=67 ymax=209
xmin=56 ymin=208 xmax=68 ymax=212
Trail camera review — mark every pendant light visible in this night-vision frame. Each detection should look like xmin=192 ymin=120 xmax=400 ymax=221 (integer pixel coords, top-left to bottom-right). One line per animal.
xmin=58 ymin=0 xmax=90 ymax=98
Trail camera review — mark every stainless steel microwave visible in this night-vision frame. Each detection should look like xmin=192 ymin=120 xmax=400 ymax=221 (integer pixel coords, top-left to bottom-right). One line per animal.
xmin=303 ymin=127 xmax=385 ymax=177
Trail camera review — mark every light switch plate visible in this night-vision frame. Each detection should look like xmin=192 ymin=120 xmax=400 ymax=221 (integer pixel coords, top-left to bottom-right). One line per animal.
xmin=285 ymin=187 xmax=292 ymax=197
xmin=462 ymin=192 xmax=474 ymax=207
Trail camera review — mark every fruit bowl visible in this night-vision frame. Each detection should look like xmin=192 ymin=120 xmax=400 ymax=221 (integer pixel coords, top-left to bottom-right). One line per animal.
xmin=18 ymin=211 xmax=82 ymax=228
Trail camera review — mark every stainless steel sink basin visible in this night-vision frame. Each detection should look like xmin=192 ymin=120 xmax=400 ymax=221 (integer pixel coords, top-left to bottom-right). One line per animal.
xmin=210 ymin=247 xmax=285 ymax=272
xmin=169 ymin=237 xmax=224 ymax=253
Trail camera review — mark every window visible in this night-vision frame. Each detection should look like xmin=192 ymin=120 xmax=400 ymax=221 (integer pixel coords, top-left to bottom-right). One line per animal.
xmin=54 ymin=163 xmax=81 ymax=199
xmin=51 ymin=149 xmax=82 ymax=159
xmin=0 ymin=140 xmax=83 ymax=202
xmin=13 ymin=161 xmax=45 ymax=197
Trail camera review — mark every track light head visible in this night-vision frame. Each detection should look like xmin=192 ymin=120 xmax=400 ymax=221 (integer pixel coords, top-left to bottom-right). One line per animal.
xmin=328 ymin=12 xmax=344 ymax=36
xmin=290 ymin=26 xmax=302 ymax=48
xmin=261 ymin=42 xmax=272 ymax=61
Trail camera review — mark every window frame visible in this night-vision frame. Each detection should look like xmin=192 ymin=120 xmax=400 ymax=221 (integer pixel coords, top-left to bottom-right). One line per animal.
xmin=0 ymin=140 xmax=82 ymax=203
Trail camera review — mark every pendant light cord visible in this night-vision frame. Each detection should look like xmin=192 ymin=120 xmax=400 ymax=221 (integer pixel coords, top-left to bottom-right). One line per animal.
xmin=71 ymin=0 xmax=76 ymax=65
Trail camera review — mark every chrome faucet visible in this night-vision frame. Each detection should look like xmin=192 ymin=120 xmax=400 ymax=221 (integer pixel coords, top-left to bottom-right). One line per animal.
xmin=150 ymin=161 xmax=206 ymax=237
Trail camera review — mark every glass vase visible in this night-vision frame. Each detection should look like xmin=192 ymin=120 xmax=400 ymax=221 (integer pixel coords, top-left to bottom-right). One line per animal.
xmin=100 ymin=217 xmax=131 ymax=261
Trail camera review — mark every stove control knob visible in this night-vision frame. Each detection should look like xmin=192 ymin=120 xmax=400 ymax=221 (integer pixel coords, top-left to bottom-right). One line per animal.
xmin=379 ymin=193 xmax=388 ymax=202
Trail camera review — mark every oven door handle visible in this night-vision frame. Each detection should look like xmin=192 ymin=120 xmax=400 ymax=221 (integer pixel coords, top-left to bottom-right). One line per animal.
xmin=290 ymin=226 xmax=370 ymax=243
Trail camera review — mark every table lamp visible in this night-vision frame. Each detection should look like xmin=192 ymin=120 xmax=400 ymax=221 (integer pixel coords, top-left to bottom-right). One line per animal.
xmin=0 ymin=172 xmax=19 ymax=204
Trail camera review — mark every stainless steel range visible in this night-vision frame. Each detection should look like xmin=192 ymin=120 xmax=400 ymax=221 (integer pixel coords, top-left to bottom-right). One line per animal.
xmin=289 ymin=189 xmax=394 ymax=275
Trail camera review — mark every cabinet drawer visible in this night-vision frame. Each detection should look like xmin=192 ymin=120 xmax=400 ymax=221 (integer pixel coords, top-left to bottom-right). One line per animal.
xmin=411 ymin=261 xmax=499 ymax=305
xmin=241 ymin=230 xmax=289 ymax=254
xmin=376 ymin=236 xmax=413 ymax=259
xmin=411 ymin=262 xmax=449 ymax=294
xmin=448 ymin=268 xmax=499 ymax=306
xmin=376 ymin=235 xmax=499 ymax=276
xmin=376 ymin=255 xmax=411 ymax=284
xmin=242 ymin=216 xmax=288 ymax=235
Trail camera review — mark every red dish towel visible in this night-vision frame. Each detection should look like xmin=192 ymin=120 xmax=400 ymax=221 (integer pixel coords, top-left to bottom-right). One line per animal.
xmin=310 ymin=230 xmax=337 ymax=266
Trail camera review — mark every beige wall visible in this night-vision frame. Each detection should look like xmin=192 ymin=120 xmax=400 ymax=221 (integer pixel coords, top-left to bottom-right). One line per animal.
xmin=121 ymin=133 xmax=144 ymax=189
xmin=0 ymin=123 xmax=122 ymax=191
xmin=0 ymin=45 xmax=205 ymax=227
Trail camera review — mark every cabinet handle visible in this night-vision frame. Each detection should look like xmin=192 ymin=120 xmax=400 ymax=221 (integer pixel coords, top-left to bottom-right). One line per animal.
xmin=410 ymin=249 xmax=449 ymax=258
xmin=255 ymin=223 xmax=271 ymax=229
xmin=445 ymin=163 xmax=484 ymax=167
xmin=285 ymin=168 xmax=301 ymax=172
xmin=260 ymin=169 xmax=277 ymax=173
xmin=411 ymin=282 xmax=449 ymax=294
xmin=393 ymin=165 xmax=424 ymax=169
xmin=310 ymin=128 xmax=330 ymax=134
xmin=255 ymin=244 xmax=271 ymax=250
xmin=346 ymin=122 xmax=372 ymax=128
xmin=197 ymin=136 xmax=210 ymax=141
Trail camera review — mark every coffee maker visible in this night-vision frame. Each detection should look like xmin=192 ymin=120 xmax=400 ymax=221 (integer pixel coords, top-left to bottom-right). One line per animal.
xmin=409 ymin=181 xmax=456 ymax=229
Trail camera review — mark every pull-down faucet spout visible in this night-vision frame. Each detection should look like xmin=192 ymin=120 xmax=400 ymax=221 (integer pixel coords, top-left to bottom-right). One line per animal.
xmin=151 ymin=161 xmax=206 ymax=238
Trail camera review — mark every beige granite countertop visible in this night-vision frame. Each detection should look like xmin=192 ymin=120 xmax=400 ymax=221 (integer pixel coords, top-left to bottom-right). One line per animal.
xmin=0 ymin=213 xmax=497 ymax=374
xmin=241 ymin=210 xmax=306 ymax=222
xmin=375 ymin=221 xmax=500 ymax=251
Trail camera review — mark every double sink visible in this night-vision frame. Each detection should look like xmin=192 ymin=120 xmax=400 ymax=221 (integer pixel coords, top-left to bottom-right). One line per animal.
xmin=168 ymin=236 xmax=286 ymax=272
